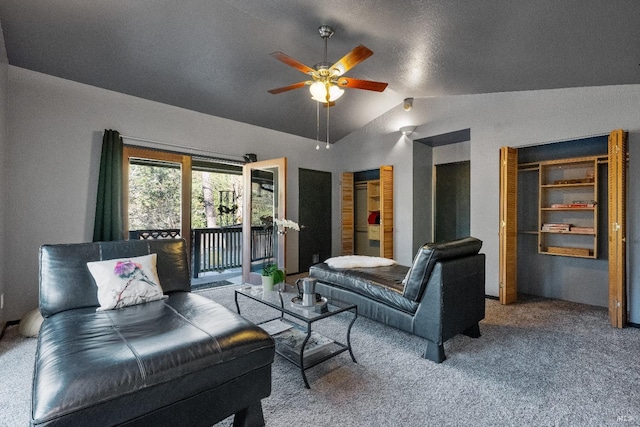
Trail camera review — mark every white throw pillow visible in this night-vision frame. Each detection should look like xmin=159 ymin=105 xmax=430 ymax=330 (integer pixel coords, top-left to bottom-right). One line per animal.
xmin=87 ymin=253 xmax=165 ymax=311
xmin=325 ymin=255 xmax=396 ymax=269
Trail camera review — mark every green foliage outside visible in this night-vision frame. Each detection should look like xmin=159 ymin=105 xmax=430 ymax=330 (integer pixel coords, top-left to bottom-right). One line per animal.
xmin=128 ymin=163 xmax=273 ymax=231
xmin=191 ymin=170 xmax=243 ymax=228
xmin=129 ymin=164 xmax=244 ymax=230
xmin=129 ymin=164 xmax=182 ymax=230
xmin=250 ymin=182 xmax=275 ymax=226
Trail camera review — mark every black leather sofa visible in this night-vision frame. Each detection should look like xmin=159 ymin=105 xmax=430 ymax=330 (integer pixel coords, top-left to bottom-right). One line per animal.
xmin=309 ymin=237 xmax=485 ymax=363
xmin=32 ymin=239 xmax=274 ymax=427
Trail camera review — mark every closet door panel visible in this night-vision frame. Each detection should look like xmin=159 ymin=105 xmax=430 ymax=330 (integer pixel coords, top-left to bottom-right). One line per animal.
xmin=608 ymin=129 xmax=627 ymax=327
xmin=380 ymin=165 xmax=394 ymax=259
xmin=341 ymin=172 xmax=355 ymax=255
xmin=499 ymin=147 xmax=518 ymax=304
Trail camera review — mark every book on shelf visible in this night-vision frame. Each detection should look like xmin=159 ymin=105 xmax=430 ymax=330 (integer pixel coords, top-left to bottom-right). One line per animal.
xmin=549 ymin=202 xmax=596 ymax=208
xmin=542 ymin=223 xmax=571 ymax=231
xmin=273 ymin=325 xmax=333 ymax=358
xmin=568 ymin=203 xmax=596 ymax=208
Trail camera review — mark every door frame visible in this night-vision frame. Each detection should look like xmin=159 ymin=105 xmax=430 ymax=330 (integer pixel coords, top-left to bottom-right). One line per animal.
xmin=341 ymin=166 xmax=393 ymax=258
xmin=433 ymin=161 xmax=470 ymax=242
xmin=242 ymin=157 xmax=287 ymax=283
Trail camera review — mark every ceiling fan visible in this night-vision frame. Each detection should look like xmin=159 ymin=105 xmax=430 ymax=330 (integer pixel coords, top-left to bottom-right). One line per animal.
xmin=268 ymin=25 xmax=388 ymax=104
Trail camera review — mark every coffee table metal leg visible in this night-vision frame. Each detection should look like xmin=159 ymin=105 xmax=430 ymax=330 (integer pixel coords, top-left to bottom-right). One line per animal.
xmin=234 ymin=293 xmax=241 ymax=314
xmin=300 ymin=332 xmax=311 ymax=389
xmin=347 ymin=307 xmax=358 ymax=363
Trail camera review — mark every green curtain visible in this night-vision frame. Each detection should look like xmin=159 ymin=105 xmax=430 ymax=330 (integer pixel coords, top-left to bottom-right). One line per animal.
xmin=93 ymin=129 xmax=124 ymax=241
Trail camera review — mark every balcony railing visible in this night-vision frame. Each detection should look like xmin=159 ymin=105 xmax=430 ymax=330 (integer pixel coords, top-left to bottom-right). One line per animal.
xmin=130 ymin=226 xmax=275 ymax=278
xmin=129 ymin=229 xmax=181 ymax=240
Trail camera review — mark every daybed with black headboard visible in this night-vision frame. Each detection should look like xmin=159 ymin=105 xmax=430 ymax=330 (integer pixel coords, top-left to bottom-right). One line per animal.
xmin=309 ymin=237 xmax=485 ymax=363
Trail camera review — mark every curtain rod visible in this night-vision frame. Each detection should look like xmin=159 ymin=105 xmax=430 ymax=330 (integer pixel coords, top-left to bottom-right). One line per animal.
xmin=119 ymin=134 xmax=247 ymax=160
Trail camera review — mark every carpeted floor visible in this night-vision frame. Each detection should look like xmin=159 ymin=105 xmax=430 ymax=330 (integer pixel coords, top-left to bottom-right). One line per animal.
xmin=2 ymin=287 xmax=639 ymax=427
xmin=190 ymin=279 xmax=234 ymax=291
xmin=201 ymin=287 xmax=640 ymax=427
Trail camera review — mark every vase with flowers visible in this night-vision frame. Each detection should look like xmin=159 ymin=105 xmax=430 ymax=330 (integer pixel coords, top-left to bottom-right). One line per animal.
xmin=273 ymin=218 xmax=301 ymax=234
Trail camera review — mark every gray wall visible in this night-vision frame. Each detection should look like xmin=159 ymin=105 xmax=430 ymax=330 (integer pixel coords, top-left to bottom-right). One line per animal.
xmin=412 ymin=140 xmax=432 ymax=254
xmin=3 ymin=62 xmax=640 ymax=325
xmin=332 ymin=87 xmax=640 ymax=323
xmin=0 ymin=21 xmax=8 ymax=324
xmin=3 ymin=66 xmax=336 ymax=321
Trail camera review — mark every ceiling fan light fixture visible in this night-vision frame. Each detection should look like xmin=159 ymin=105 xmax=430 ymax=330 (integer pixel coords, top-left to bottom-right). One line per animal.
xmin=328 ymin=85 xmax=344 ymax=101
xmin=310 ymin=81 xmax=344 ymax=102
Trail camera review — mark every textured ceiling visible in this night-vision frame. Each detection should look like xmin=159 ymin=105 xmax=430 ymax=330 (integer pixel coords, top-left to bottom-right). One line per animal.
xmin=1 ymin=1 xmax=640 ymax=143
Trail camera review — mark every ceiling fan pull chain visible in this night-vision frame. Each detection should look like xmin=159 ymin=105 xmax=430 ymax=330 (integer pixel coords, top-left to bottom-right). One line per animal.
xmin=326 ymin=101 xmax=330 ymax=149
xmin=316 ymin=101 xmax=320 ymax=150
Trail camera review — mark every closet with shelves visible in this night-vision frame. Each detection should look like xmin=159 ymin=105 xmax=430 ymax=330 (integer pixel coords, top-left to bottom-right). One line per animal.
xmin=537 ymin=156 xmax=600 ymax=258
xmin=366 ymin=180 xmax=380 ymax=240
xmin=341 ymin=166 xmax=393 ymax=259
xmin=499 ymin=129 xmax=627 ymax=328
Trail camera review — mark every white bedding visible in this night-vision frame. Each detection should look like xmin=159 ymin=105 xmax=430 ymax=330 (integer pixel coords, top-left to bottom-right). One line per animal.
xmin=325 ymin=255 xmax=396 ymax=269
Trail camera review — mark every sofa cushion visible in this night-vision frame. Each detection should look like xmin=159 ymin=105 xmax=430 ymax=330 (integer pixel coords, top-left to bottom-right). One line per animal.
xmin=309 ymin=263 xmax=418 ymax=313
xmin=31 ymin=292 xmax=275 ymax=426
xmin=88 ymin=253 xmax=165 ymax=310
xmin=403 ymin=236 xmax=483 ymax=301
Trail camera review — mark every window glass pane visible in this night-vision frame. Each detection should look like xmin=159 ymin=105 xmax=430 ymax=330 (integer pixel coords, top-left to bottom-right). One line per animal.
xmin=128 ymin=162 xmax=182 ymax=231
xmin=191 ymin=170 xmax=243 ymax=228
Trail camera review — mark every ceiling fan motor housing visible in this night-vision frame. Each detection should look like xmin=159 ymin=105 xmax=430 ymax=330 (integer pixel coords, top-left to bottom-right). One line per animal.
xmin=318 ymin=25 xmax=334 ymax=39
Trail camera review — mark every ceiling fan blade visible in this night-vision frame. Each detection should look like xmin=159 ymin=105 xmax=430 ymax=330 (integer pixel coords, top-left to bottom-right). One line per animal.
xmin=268 ymin=81 xmax=308 ymax=94
xmin=337 ymin=77 xmax=388 ymax=92
xmin=331 ymin=45 xmax=373 ymax=75
xmin=270 ymin=51 xmax=316 ymax=75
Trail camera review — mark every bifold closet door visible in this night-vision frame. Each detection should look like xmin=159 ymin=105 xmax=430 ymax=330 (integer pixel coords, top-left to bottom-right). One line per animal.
xmin=499 ymin=147 xmax=518 ymax=304
xmin=608 ymin=129 xmax=627 ymax=328
xmin=341 ymin=172 xmax=355 ymax=255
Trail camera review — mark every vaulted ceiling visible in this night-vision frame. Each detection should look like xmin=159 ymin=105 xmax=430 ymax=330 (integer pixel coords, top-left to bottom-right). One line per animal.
xmin=1 ymin=1 xmax=640 ymax=143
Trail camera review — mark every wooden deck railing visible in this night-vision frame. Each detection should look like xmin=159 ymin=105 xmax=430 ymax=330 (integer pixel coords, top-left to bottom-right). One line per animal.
xmin=130 ymin=226 xmax=274 ymax=278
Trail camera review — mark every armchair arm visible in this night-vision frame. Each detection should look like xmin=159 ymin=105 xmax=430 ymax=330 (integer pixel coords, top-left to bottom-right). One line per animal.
xmin=413 ymin=254 xmax=485 ymax=343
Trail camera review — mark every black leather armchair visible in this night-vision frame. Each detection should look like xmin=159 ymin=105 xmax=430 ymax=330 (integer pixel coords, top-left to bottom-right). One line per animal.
xmin=32 ymin=239 xmax=274 ymax=427
xmin=309 ymin=237 xmax=485 ymax=362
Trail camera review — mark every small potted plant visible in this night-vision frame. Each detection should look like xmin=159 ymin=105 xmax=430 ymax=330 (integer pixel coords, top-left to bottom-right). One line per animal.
xmin=261 ymin=263 xmax=285 ymax=291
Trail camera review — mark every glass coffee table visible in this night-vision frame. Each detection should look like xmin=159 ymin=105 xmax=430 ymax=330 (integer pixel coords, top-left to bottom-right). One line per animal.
xmin=235 ymin=284 xmax=357 ymax=388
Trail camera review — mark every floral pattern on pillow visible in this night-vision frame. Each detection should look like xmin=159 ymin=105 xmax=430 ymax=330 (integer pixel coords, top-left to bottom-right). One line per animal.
xmin=87 ymin=253 xmax=165 ymax=311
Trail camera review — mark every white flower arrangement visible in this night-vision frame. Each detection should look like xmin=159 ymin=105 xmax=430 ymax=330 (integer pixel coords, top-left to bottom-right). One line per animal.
xmin=273 ymin=218 xmax=300 ymax=233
